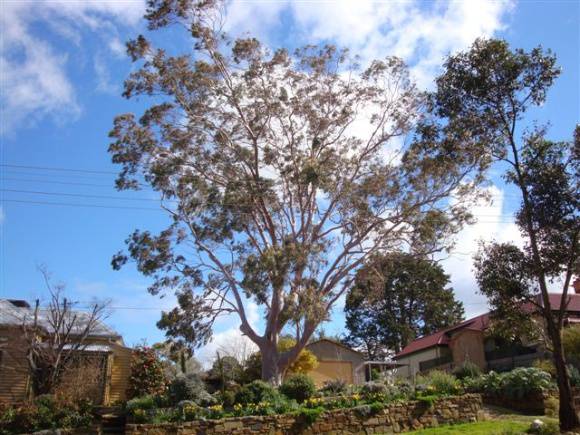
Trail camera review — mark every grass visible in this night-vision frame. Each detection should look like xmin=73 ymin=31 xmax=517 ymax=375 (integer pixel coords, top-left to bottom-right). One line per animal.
xmin=404 ymin=419 xmax=531 ymax=434
xmin=404 ymin=408 xmax=559 ymax=435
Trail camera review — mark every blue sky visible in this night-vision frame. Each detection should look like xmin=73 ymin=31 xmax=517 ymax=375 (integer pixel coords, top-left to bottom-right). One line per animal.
xmin=1 ymin=0 xmax=578 ymax=364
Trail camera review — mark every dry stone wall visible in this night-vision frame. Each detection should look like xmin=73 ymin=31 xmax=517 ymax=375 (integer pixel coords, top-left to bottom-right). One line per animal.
xmin=126 ymin=394 xmax=482 ymax=435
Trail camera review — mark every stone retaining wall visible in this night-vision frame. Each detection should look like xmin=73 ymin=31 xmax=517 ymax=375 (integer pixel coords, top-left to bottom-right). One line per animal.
xmin=482 ymin=391 xmax=550 ymax=414
xmin=126 ymin=394 xmax=482 ymax=435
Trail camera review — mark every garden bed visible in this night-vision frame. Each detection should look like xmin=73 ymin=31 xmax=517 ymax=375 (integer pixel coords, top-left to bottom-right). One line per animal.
xmin=126 ymin=393 xmax=482 ymax=435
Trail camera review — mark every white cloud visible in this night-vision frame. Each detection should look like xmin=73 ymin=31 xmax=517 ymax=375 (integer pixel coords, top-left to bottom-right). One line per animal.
xmin=0 ymin=0 xmax=145 ymax=134
xmin=195 ymin=301 xmax=260 ymax=368
xmin=441 ymin=186 xmax=523 ymax=317
xmin=226 ymin=0 xmax=513 ymax=89
xmin=108 ymin=37 xmax=127 ymax=58
xmin=94 ymin=54 xmax=119 ymax=94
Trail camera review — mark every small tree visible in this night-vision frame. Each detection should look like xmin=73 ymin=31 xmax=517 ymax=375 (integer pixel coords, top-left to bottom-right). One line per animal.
xmin=110 ymin=0 xmax=485 ymax=384
xmin=127 ymin=346 xmax=167 ymax=398
xmin=435 ymin=38 xmax=579 ymax=430
xmin=152 ymin=340 xmax=202 ymax=379
xmin=206 ymin=353 xmax=242 ymax=393
xmin=345 ymin=252 xmax=464 ymax=357
xmin=240 ymin=337 xmax=318 ymax=383
xmin=19 ymin=267 xmax=109 ymax=396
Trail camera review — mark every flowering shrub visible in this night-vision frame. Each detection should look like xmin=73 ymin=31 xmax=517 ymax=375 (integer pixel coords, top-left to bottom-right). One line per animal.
xmin=280 ymin=374 xmax=316 ymax=403
xmin=127 ymin=346 xmax=167 ymax=399
xmin=0 ymin=395 xmax=93 ymax=434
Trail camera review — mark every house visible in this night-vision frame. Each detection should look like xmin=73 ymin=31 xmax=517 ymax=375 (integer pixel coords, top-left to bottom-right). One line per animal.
xmin=0 ymin=299 xmax=132 ymax=405
xmin=305 ymin=339 xmax=402 ymax=386
xmin=393 ymin=289 xmax=580 ymax=378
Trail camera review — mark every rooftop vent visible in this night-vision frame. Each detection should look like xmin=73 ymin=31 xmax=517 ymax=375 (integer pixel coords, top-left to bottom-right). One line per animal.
xmin=8 ymin=300 xmax=30 ymax=308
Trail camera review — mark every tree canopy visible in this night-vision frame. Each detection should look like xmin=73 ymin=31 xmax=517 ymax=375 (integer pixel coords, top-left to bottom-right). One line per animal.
xmin=433 ymin=37 xmax=578 ymax=429
xmin=344 ymin=252 xmax=464 ymax=358
xmin=109 ymin=0 xmax=486 ymax=382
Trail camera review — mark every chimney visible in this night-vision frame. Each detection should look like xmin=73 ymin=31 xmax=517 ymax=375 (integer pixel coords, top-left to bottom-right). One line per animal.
xmin=573 ymin=278 xmax=580 ymax=295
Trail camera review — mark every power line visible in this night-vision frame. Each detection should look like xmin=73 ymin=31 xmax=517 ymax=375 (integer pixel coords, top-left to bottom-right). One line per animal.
xmin=0 ymin=163 xmax=118 ymax=175
xmin=0 ymin=198 xmax=518 ymax=223
xmin=0 ymin=199 xmax=164 ymax=212
xmin=1 ymin=177 xmax=116 ymax=188
xmin=0 ymin=188 xmax=171 ymax=203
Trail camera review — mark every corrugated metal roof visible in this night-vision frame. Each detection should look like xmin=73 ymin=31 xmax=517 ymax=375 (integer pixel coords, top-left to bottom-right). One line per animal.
xmin=0 ymin=299 xmax=119 ymax=338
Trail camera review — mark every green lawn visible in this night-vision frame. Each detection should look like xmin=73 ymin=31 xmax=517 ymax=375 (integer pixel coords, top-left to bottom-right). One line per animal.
xmin=404 ymin=413 xmax=558 ymax=435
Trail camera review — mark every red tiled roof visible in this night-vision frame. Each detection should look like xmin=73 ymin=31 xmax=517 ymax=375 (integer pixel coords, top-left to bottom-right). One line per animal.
xmin=544 ymin=293 xmax=580 ymax=312
xmin=393 ymin=292 xmax=580 ymax=360
xmin=394 ymin=313 xmax=490 ymax=359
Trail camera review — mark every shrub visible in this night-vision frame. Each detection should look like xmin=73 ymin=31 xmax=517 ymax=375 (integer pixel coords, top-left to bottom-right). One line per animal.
xmin=360 ymin=382 xmax=388 ymax=400
xmin=417 ymin=370 xmax=461 ymax=396
xmin=568 ymin=364 xmax=580 ymax=387
xmin=532 ymin=359 xmax=556 ymax=377
xmin=280 ymin=374 xmax=316 ymax=403
xmin=453 ymin=361 xmax=482 ymax=380
xmin=167 ymin=373 xmax=215 ymax=406
xmin=543 ymin=396 xmax=558 ymax=418
xmin=127 ymin=346 xmax=167 ymax=399
xmin=234 ymin=380 xmax=278 ymax=405
xmin=126 ymin=395 xmax=157 ymax=413
xmin=0 ymin=398 xmax=93 ymax=434
xmin=319 ymin=379 xmax=348 ymax=396
xmin=500 ymin=367 xmax=552 ymax=399
xmin=464 ymin=368 xmax=553 ymax=399
xmin=295 ymin=406 xmax=323 ymax=426
xmin=392 ymin=379 xmax=414 ymax=400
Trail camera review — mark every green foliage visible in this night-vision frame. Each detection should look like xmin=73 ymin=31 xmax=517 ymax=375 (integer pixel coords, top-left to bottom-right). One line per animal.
xmin=167 ymin=373 xmax=215 ymax=406
xmin=111 ymin=0 xmax=487 ymax=385
xmin=453 ymin=362 xmax=482 ymax=380
xmin=500 ymin=368 xmax=552 ymax=399
xmin=568 ymin=365 xmax=580 ymax=387
xmin=543 ymin=396 xmax=559 ymax=418
xmin=439 ymin=36 xmax=579 ymax=430
xmin=464 ymin=368 xmax=553 ymax=399
xmin=0 ymin=396 xmax=93 ymax=434
xmin=127 ymin=346 xmax=167 ymax=399
xmin=126 ymin=395 xmax=157 ymax=413
xmin=345 ymin=253 xmax=464 ymax=358
xmin=205 ymin=355 xmax=242 ymax=391
xmin=532 ymin=359 xmax=556 ymax=378
xmin=280 ymin=374 xmax=316 ymax=403
xmin=360 ymin=382 xmax=388 ymax=401
xmin=563 ymin=325 xmax=580 ymax=365
xmin=319 ymin=379 xmax=348 ymax=396
xmin=295 ymin=407 xmax=323 ymax=426
xmin=234 ymin=380 xmax=279 ymax=405
xmin=416 ymin=394 xmax=438 ymax=408
xmin=416 ymin=370 xmax=461 ymax=396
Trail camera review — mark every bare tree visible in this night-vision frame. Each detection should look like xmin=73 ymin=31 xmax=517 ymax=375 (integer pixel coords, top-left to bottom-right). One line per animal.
xmin=21 ymin=267 xmax=110 ymax=396
xmin=217 ymin=335 xmax=257 ymax=366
